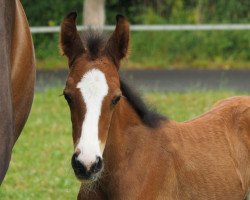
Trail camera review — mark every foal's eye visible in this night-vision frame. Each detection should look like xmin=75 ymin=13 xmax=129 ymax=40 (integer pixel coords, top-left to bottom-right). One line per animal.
xmin=63 ymin=93 xmax=72 ymax=104
xmin=112 ymin=95 xmax=121 ymax=105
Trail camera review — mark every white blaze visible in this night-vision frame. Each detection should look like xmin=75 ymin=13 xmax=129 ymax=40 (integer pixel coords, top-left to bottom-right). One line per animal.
xmin=76 ymin=69 xmax=108 ymax=169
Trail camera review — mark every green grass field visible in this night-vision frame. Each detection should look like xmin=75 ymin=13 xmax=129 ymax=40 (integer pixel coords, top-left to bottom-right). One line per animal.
xmin=0 ymin=88 xmax=248 ymax=199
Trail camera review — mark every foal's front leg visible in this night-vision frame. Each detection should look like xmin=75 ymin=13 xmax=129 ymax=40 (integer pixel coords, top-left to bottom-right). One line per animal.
xmin=77 ymin=185 xmax=107 ymax=200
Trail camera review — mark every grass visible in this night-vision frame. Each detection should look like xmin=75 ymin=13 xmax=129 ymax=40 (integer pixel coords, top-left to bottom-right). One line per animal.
xmin=0 ymin=88 xmax=248 ymax=199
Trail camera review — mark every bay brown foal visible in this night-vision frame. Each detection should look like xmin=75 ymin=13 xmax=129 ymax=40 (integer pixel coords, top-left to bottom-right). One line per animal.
xmin=60 ymin=12 xmax=250 ymax=200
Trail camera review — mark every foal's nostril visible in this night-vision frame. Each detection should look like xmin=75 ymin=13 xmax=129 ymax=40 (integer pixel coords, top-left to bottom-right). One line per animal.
xmin=71 ymin=153 xmax=88 ymax=178
xmin=71 ymin=154 xmax=103 ymax=180
xmin=71 ymin=153 xmax=84 ymax=170
xmin=91 ymin=156 xmax=103 ymax=173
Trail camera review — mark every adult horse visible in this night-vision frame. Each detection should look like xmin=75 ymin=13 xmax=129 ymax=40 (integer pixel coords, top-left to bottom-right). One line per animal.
xmin=60 ymin=12 xmax=250 ymax=199
xmin=0 ymin=0 xmax=35 ymax=184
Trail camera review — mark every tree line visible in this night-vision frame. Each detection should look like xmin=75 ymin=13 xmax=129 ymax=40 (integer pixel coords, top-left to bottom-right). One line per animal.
xmin=23 ymin=0 xmax=250 ymax=26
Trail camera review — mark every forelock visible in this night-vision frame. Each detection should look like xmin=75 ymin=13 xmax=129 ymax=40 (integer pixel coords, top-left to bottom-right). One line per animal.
xmin=82 ymin=30 xmax=107 ymax=59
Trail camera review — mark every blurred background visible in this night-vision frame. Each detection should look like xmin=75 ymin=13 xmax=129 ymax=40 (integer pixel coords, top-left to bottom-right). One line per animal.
xmin=1 ymin=1 xmax=250 ymax=199
xmin=24 ymin=0 xmax=250 ymax=70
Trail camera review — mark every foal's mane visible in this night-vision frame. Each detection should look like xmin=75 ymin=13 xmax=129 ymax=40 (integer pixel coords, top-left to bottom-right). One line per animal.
xmin=82 ymin=30 xmax=107 ymax=59
xmin=82 ymin=30 xmax=167 ymax=128
xmin=120 ymin=79 xmax=167 ymax=128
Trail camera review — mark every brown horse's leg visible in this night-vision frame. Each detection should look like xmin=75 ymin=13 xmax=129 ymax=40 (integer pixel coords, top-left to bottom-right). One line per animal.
xmin=11 ymin=0 xmax=35 ymax=143
xmin=0 ymin=0 xmax=35 ymax=184
xmin=0 ymin=0 xmax=15 ymax=185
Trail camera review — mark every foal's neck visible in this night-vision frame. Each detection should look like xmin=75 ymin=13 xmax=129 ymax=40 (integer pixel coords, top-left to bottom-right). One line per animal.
xmin=104 ymin=97 xmax=157 ymax=168
xmin=114 ymin=97 xmax=144 ymax=129
xmin=101 ymin=98 xmax=170 ymax=197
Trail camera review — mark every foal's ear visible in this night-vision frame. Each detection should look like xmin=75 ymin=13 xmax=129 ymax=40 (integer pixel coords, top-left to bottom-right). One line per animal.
xmin=106 ymin=15 xmax=130 ymax=68
xmin=60 ymin=12 xmax=84 ymax=65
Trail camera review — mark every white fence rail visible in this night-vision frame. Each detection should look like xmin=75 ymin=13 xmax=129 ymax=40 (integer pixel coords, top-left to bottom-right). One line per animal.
xmin=30 ymin=24 xmax=250 ymax=34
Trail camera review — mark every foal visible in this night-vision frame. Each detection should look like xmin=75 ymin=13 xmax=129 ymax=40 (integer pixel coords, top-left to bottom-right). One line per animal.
xmin=60 ymin=12 xmax=250 ymax=200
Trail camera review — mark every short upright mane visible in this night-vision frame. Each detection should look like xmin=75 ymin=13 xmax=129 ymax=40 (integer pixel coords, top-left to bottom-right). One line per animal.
xmin=120 ymin=79 xmax=167 ymax=128
xmin=82 ymin=30 xmax=107 ymax=59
